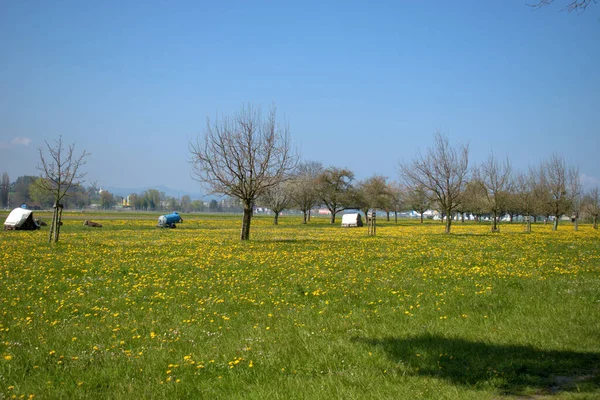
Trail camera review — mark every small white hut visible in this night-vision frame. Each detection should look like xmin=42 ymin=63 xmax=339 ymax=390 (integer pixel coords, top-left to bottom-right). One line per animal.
xmin=3 ymin=208 xmax=41 ymax=230
xmin=341 ymin=213 xmax=363 ymax=227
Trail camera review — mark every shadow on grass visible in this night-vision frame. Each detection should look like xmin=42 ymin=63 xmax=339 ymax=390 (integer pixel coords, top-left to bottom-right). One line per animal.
xmin=353 ymin=334 xmax=600 ymax=396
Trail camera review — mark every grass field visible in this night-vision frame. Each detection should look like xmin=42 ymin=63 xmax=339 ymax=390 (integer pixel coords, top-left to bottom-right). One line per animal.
xmin=1 ymin=213 xmax=599 ymax=399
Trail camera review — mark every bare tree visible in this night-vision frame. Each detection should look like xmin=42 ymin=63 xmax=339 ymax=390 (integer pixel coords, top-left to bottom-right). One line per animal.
xmin=381 ymin=183 xmax=396 ymax=222
xmin=36 ymin=136 xmax=90 ymax=243
xmin=533 ymin=178 xmax=553 ymax=224
xmin=387 ymin=181 xmax=404 ymax=223
xmin=569 ymin=167 xmax=583 ymax=231
xmin=347 ymin=185 xmax=369 ymax=222
xmin=538 ymin=154 xmax=578 ymax=231
xmin=190 ymin=104 xmax=297 ymax=240
xmin=290 ymin=161 xmax=323 ymax=224
xmin=399 ymin=132 xmax=469 ymax=233
xmin=503 ymin=189 xmax=521 ymax=224
xmin=477 ymin=154 xmax=513 ymax=232
xmin=317 ymin=166 xmax=354 ymax=224
xmin=461 ymin=179 xmax=487 ymax=222
xmin=352 ymin=175 xmax=391 ymax=227
xmin=259 ymin=181 xmax=293 ymax=225
xmin=359 ymin=176 xmax=390 ymax=211
xmin=528 ymin=0 xmax=595 ymax=13
xmin=514 ymin=169 xmax=538 ymax=232
xmin=583 ymin=186 xmax=599 ymax=229
xmin=405 ymin=184 xmax=431 ymax=223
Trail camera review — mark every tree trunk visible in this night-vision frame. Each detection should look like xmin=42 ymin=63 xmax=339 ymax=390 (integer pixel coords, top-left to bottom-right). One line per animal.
xmin=552 ymin=216 xmax=559 ymax=231
xmin=420 ymin=212 xmax=424 ymax=224
xmin=48 ymin=204 xmax=63 ymax=243
xmin=491 ymin=212 xmax=499 ymax=232
xmin=573 ymin=216 xmax=578 ymax=231
xmin=594 ymin=216 xmax=598 ymax=229
xmin=240 ymin=206 xmax=253 ymax=240
xmin=386 ymin=211 xmax=390 ymax=222
xmin=461 ymin=213 xmax=465 ymax=223
xmin=48 ymin=206 xmax=57 ymax=243
xmin=394 ymin=209 xmax=398 ymax=223
xmin=302 ymin=210 xmax=308 ymax=224
xmin=445 ymin=210 xmax=452 ymax=233
xmin=55 ymin=206 xmax=63 ymax=242
xmin=525 ymin=215 xmax=531 ymax=233
xmin=330 ymin=212 xmax=336 ymax=224
xmin=273 ymin=212 xmax=279 ymax=225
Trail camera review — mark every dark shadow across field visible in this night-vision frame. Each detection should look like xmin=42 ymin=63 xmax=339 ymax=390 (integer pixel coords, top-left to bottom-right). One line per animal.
xmin=353 ymin=334 xmax=600 ymax=396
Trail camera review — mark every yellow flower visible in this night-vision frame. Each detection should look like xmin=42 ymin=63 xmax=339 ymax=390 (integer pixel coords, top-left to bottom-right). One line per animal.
xmin=3 ymin=355 xmax=12 ymax=361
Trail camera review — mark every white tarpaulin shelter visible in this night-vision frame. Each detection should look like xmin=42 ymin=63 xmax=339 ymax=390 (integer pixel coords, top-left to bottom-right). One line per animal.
xmin=3 ymin=208 xmax=41 ymax=230
xmin=341 ymin=213 xmax=363 ymax=227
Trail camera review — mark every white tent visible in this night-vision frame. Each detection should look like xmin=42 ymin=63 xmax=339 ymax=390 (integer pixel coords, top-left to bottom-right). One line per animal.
xmin=341 ymin=213 xmax=363 ymax=227
xmin=3 ymin=208 xmax=40 ymax=230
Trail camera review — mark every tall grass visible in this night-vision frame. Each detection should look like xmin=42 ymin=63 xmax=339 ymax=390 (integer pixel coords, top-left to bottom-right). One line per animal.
xmin=1 ymin=215 xmax=599 ymax=399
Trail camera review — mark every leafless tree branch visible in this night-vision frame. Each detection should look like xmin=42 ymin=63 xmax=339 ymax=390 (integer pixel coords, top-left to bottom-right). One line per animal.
xmin=189 ymin=104 xmax=297 ymax=240
xmin=527 ymin=0 xmax=595 ymax=13
xmin=36 ymin=135 xmax=90 ymax=242
xmin=399 ymin=131 xmax=469 ymax=233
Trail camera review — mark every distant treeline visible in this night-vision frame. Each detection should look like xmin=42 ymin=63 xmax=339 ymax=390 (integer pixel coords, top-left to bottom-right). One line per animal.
xmin=0 ymin=174 xmax=242 ymax=213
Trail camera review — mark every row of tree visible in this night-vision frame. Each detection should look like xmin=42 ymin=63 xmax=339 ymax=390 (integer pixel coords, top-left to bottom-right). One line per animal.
xmin=0 ymin=175 xmax=121 ymax=210
xmin=0 ymin=174 xmax=94 ymax=209
xmin=0 ymin=175 xmax=246 ymax=214
xmin=123 ymin=191 xmax=243 ymax=213
xmin=254 ymin=151 xmax=599 ymax=233
xmin=5 ymin=106 xmax=598 ymax=243
xmin=399 ymin=133 xmax=599 ymax=233
xmin=188 ymin=105 xmax=599 ymax=239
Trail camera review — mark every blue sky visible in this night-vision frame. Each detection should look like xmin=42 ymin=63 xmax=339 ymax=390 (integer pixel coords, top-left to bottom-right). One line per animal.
xmin=1 ymin=0 xmax=598 ymax=196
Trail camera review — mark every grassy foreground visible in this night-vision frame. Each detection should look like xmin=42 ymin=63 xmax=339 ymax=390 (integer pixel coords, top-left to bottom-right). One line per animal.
xmin=1 ymin=213 xmax=599 ymax=399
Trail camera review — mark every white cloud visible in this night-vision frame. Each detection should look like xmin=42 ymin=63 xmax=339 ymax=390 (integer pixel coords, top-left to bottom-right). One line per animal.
xmin=11 ymin=137 xmax=32 ymax=146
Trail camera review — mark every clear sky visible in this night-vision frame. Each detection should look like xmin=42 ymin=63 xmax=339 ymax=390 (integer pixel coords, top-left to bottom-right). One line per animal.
xmin=1 ymin=0 xmax=598 ymax=196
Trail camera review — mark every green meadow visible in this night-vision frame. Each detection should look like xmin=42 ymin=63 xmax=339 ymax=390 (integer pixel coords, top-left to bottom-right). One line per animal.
xmin=1 ymin=213 xmax=599 ymax=399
